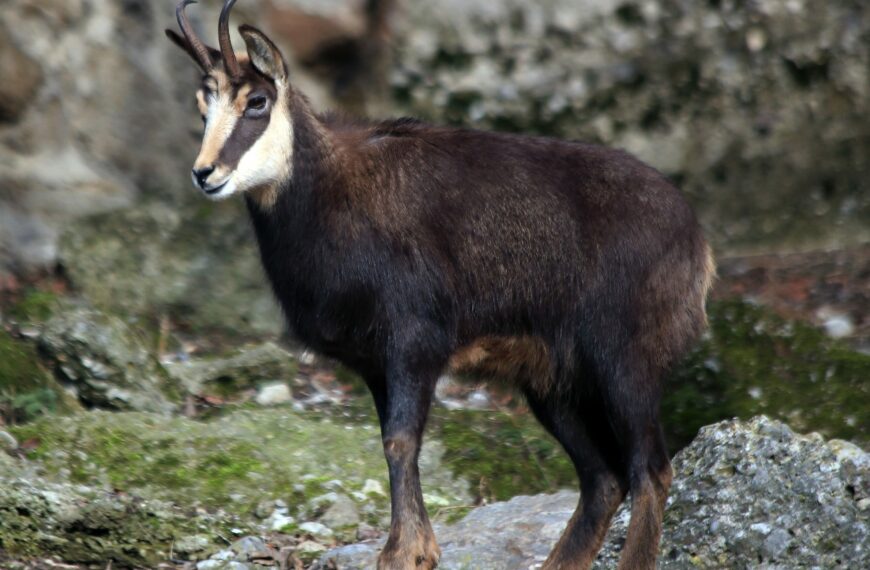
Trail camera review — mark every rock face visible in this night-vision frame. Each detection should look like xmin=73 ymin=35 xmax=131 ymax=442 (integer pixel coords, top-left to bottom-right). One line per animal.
xmin=320 ymin=416 xmax=869 ymax=569
xmin=0 ymin=0 xmax=342 ymax=276
xmin=37 ymin=306 xmax=177 ymax=413
xmin=392 ymin=0 xmax=870 ymax=251
xmin=58 ymin=201 xmax=283 ymax=337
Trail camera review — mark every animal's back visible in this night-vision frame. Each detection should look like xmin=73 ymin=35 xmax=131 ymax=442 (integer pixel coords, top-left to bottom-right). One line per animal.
xmin=353 ymin=121 xmax=711 ymax=343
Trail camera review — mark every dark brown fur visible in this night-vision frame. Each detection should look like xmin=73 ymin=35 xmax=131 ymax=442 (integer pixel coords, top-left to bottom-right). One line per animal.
xmin=168 ymin=6 xmax=714 ymax=568
xmin=249 ymin=93 xmax=714 ymax=570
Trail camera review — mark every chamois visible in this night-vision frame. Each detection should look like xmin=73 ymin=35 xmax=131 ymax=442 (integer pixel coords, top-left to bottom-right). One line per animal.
xmin=167 ymin=1 xmax=715 ymax=568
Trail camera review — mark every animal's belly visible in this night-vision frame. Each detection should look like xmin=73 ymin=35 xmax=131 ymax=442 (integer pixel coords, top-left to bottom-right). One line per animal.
xmin=448 ymin=335 xmax=552 ymax=394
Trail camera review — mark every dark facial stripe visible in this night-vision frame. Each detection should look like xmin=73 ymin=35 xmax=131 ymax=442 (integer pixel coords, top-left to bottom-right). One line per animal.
xmin=218 ymin=112 xmax=271 ymax=169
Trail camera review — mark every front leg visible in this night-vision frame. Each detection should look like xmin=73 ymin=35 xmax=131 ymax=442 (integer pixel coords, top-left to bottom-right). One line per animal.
xmin=372 ymin=344 xmax=443 ymax=569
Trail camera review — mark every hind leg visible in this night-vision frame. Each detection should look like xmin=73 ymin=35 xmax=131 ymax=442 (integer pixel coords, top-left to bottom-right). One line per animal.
xmin=597 ymin=357 xmax=672 ymax=570
xmin=525 ymin=389 xmax=629 ymax=570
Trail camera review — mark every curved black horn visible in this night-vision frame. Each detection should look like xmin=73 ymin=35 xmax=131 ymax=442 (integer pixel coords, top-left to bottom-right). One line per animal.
xmin=176 ymin=0 xmax=212 ymax=70
xmin=219 ymin=0 xmax=241 ymax=79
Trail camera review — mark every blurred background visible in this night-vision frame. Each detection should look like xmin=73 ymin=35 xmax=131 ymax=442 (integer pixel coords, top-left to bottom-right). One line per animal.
xmin=0 ymin=0 xmax=867 ymax=568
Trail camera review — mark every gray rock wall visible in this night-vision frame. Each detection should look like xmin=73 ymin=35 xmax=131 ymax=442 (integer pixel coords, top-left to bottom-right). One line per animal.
xmin=392 ymin=0 xmax=870 ymax=252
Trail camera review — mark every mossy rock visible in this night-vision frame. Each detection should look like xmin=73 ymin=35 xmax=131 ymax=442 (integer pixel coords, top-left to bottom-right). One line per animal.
xmin=37 ymin=305 xmax=179 ymax=414
xmin=0 ymin=469 xmax=233 ymax=567
xmin=0 ymin=329 xmax=80 ymax=423
xmin=59 ymin=201 xmax=282 ymax=339
xmin=10 ymin=408 xmax=470 ymax=525
xmin=165 ymin=342 xmax=298 ymax=399
xmin=664 ymin=300 xmax=870 ymax=450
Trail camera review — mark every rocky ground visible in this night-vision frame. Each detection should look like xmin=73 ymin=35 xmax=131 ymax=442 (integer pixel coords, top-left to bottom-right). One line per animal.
xmin=1 ymin=257 xmax=868 ymax=567
xmin=320 ymin=417 xmax=869 ymax=570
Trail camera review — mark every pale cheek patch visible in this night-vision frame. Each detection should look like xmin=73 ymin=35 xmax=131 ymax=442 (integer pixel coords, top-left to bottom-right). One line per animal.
xmin=233 ymin=90 xmax=294 ymax=209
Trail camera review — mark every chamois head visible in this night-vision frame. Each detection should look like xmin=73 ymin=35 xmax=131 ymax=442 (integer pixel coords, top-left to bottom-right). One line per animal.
xmin=166 ymin=0 xmax=292 ymax=202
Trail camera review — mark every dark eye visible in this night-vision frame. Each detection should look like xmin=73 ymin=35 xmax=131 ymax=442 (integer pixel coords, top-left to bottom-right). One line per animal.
xmin=245 ymin=95 xmax=268 ymax=116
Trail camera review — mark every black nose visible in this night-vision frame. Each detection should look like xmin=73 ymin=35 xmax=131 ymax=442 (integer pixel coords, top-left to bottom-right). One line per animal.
xmin=192 ymin=165 xmax=215 ymax=188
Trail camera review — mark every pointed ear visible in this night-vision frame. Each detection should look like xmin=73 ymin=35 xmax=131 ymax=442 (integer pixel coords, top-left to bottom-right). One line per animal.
xmin=165 ymin=29 xmax=220 ymax=71
xmin=239 ymin=24 xmax=288 ymax=83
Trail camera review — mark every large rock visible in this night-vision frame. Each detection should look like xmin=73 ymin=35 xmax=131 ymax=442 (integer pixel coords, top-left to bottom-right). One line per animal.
xmin=37 ymin=305 xmax=177 ymax=413
xmin=58 ymin=201 xmax=283 ymax=337
xmin=392 ymin=0 xmax=870 ymax=252
xmin=319 ymin=416 xmax=869 ymax=568
xmin=0 ymin=328 xmax=82 ymax=422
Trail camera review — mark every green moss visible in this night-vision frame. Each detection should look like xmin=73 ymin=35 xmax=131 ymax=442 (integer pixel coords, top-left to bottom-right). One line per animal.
xmin=0 ymin=476 xmax=234 ymax=567
xmin=332 ymin=397 xmax=576 ymax=502
xmin=0 ymin=330 xmax=79 ymax=423
xmin=10 ymin=409 xmax=406 ymax=521
xmin=7 ymin=289 xmax=58 ymax=323
xmin=663 ymin=300 xmax=870 ymax=450
xmin=429 ymin=408 xmax=576 ymax=502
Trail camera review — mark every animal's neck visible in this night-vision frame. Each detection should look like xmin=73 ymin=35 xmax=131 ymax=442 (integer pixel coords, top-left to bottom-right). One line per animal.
xmin=247 ymin=92 xmax=335 ymax=217
xmin=244 ymin=92 xmax=347 ymax=283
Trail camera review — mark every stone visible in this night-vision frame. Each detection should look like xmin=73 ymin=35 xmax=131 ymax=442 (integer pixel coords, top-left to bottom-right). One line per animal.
xmin=299 ymin=521 xmax=334 ymax=541
xmin=230 ymin=536 xmax=269 ymax=559
xmin=361 ymin=478 xmax=385 ymax=496
xmin=297 ymin=540 xmax=328 ymax=562
xmin=319 ymin=494 xmax=361 ymax=530
xmin=197 ymin=561 xmax=252 ymax=570
xmin=319 ymin=416 xmax=869 ymax=569
xmin=255 ymin=382 xmax=293 ymax=406
xmin=0 ymin=471 xmax=227 ymax=567
xmin=174 ymin=534 xmax=212 ymax=555
xmin=37 ymin=305 xmax=177 ymax=413
xmin=0 ymin=430 xmax=18 ymax=452
xmin=59 ymin=202 xmax=283 ymax=338
xmin=268 ymin=513 xmax=297 ymax=532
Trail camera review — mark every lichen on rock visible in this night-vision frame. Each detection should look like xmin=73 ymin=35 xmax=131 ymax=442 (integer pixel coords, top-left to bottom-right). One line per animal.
xmin=0 ymin=462 xmax=232 ymax=567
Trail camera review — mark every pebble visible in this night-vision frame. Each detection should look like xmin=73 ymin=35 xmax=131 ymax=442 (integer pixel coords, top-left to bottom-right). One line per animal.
xmin=255 ymin=382 xmax=293 ymax=406
xmin=362 ymin=479 xmax=385 ymax=496
xmin=822 ymin=315 xmax=854 ymax=339
xmin=268 ymin=512 xmax=296 ymax=532
xmin=320 ymin=494 xmax=361 ymax=529
xmin=231 ymin=536 xmax=268 ymax=558
xmin=299 ymin=521 xmax=334 ymax=541
xmin=0 ymin=430 xmax=18 ymax=452
xmin=297 ymin=540 xmax=328 ymax=559
xmin=197 ymin=561 xmax=251 ymax=570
